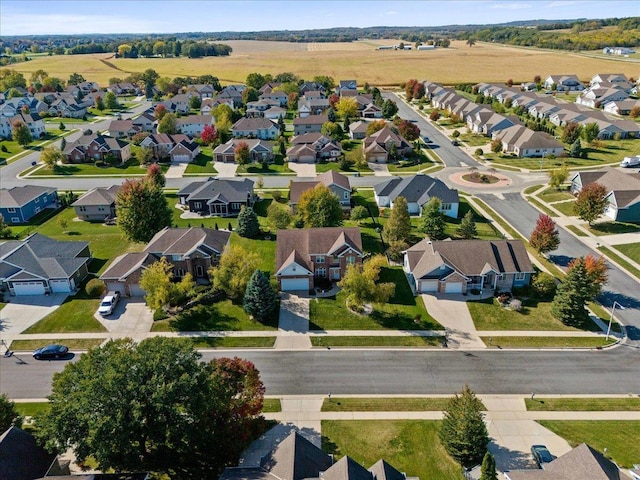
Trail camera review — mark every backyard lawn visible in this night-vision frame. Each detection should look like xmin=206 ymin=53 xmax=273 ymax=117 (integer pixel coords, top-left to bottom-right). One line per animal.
xmin=309 ymin=267 xmax=441 ymax=330
xmin=537 ymin=420 xmax=640 ymax=468
xmin=322 ymin=420 xmax=463 ymax=480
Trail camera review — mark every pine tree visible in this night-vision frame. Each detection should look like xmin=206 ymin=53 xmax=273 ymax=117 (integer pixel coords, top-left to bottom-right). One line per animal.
xmin=529 ymin=214 xmax=560 ymax=254
xmin=421 ymin=198 xmax=447 ymax=240
xmin=243 ymin=270 xmax=277 ymax=322
xmin=551 ymin=257 xmax=591 ymax=327
xmin=439 ymin=385 xmax=489 ymax=468
xmin=237 ymin=206 xmax=260 ymax=238
xmin=569 ymin=138 xmax=582 ymax=158
xmin=382 ymin=196 xmax=411 ymax=244
xmin=456 ymin=210 xmax=477 ymax=239
xmin=479 ymin=452 xmax=498 ymax=480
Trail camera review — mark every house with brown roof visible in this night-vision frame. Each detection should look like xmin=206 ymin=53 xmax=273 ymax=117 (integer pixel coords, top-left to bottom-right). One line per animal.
xmin=363 ymin=127 xmax=412 ymax=163
xmin=139 ymin=133 xmax=199 ymax=162
xmin=570 ymin=168 xmax=640 ymax=223
xmin=289 ymin=171 xmax=351 ymax=212
xmin=276 ymin=227 xmax=363 ymax=291
xmin=100 ymin=227 xmax=231 ymax=296
xmin=293 ymin=114 xmax=328 ymax=135
xmin=232 ymin=117 xmax=279 ymax=140
xmin=404 ymin=239 xmax=534 ymax=294
xmin=213 ymin=139 xmax=274 ymax=163
xmin=107 ymin=119 xmax=139 ymax=139
xmin=72 ymin=185 xmax=120 ymax=222
xmin=492 ymin=125 xmax=565 ymax=158
xmin=504 ymin=443 xmax=632 ymax=480
xmin=62 ymin=133 xmax=131 ymax=164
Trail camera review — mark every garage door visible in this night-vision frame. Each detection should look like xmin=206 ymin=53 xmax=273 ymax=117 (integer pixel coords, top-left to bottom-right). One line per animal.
xmin=420 ymin=280 xmax=438 ymax=292
xmin=13 ymin=282 xmax=46 ymax=295
xmin=173 ymin=155 xmax=190 ymax=163
xmin=299 ymin=155 xmax=316 ymax=164
xmin=106 ymin=282 xmax=126 ymax=295
xmin=129 ymin=283 xmax=146 ymax=297
xmin=445 ymin=282 xmax=463 ymax=294
xmin=50 ymin=279 xmax=72 ymax=293
xmin=280 ymin=278 xmax=309 ymax=291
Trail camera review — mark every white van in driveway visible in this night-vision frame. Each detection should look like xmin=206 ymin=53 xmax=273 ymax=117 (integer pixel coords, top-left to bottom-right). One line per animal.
xmin=620 ymin=155 xmax=640 ymax=168
xmin=98 ymin=291 xmax=121 ymax=316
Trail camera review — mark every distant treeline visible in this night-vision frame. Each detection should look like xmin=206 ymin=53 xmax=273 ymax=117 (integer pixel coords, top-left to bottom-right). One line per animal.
xmin=70 ymin=40 xmax=232 ymax=58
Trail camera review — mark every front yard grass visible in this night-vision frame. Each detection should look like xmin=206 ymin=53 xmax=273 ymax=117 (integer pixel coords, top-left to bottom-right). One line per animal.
xmin=309 ymin=267 xmax=441 ymax=331
xmin=315 ymin=161 xmax=372 ymax=173
xmin=537 ymin=187 xmax=574 ymax=203
xmin=184 ymin=149 xmax=217 ymax=175
xmin=310 ymin=336 xmax=443 ymax=347
xmin=613 ymin=242 xmax=640 ymax=264
xmin=9 ymin=338 xmax=104 ymax=351
xmin=458 ymin=132 xmax=489 ymax=147
xmin=236 ymin=158 xmax=293 ymax=175
xmin=586 ymin=221 xmax=640 ymax=236
xmin=189 ymin=336 xmax=276 ymax=348
xmin=537 ymin=420 xmax=640 ymax=468
xmin=29 ymin=159 xmax=168 ymax=177
xmin=468 ymin=297 xmax=600 ymax=332
xmin=526 ymin=397 xmax=640 ymax=411
xmin=551 ymin=200 xmax=575 ymax=216
xmin=15 ymin=402 xmax=50 ymax=418
xmin=598 ymin=246 xmax=640 ymax=280
xmin=322 ymin=420 xmax=463 ymax=480
xmin=22 ymin=289 xmax=107 ymax=334
xmin=480 ymin=336 xmax=614 ymax=349
xmin=321 ymin=397 xmax=454 ymax=412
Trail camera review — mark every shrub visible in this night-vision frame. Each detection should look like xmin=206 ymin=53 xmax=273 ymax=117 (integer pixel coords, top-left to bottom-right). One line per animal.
xmin=1 ymin=145 xmax=7 ymax=152
xmin=85 ymin=278 xmax=105 ymax=298
xmin=509 ymin=298 xmax=523 ymax=311
xmin=532 ymin=272 xmax=557 ymax=299
xmin=153 ymin=308 xmax=168 ymax=321
xmin=469 ymin=288 xmax=481 ymax=295
xmin=341 ymin=139 xmax=351 ymax=149
xmin=271 ymin=190 xmax=282 ymax=202
xmin=475 ymin=148 xmax=483 ymax=156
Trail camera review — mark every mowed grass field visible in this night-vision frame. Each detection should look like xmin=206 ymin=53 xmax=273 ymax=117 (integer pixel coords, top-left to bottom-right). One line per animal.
xmin=5 ymin=40 xmax=638 ymax=87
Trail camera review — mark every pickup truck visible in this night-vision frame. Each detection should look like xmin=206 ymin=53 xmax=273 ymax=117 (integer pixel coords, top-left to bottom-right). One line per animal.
xmin=620 ymin=155 xmax=640 ymax=168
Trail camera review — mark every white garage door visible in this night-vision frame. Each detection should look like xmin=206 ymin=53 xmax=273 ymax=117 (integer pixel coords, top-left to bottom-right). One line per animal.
xmin=281 ymin=278 xmax=309 ymax=291
xmin=445 ymin=282 xmax=463 ymax=294
xmin=299 ymin=154 xmax=316 ymax=164
xmin=420 ymin=280 xmax=438 ymax=292
xmin=129 ymin=283 xmax=146 ymax=297
xmin=50 ymin=279 xmax=72 ymax=293
xmin=173 ymin=155 xmax=190 ymax=163
xmin=106 ymin=282 xmax=126 ymax=295
xmin=13 ymin=281 xmax=46 ymax=295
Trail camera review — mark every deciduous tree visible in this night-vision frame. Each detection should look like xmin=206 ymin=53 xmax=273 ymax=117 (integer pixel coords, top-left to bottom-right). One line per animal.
xmin=40 ymin=145 xmax=63 ymax=170
xmin=421 ymin=197 xmax=447 ymax=240
xmin=405 ymin=79 xmax=418 ymax=101
xmin=338 ymin=255 xmax=395 ymax=311
xmin=568 ymin=254 xmax=608 ymax=299
xmin=104 ymin=91 xmax=118 ymax=110
xmin=529 ymin=214 xmax=560 ymax=254
xmin=67 ymin=73 xmax=85 ymax=85
xmin=237 ymin=206 xmax=260 ymax=238
xmin=548 ymin=164 xmax=569 ymax=189
xmin=320 ymin=121 xmax=343 ymax=141
xmin=157 ymin=112 xmax=177 ymax=134
xmin=335 ymin=97 xmax=358 ymax=119
xmin=0 ymin=214 xmax=14 ymax=239
xmin=573 ymin=182 xmax=607 ymax=226
xmin=234 ymin=141 xmax=251 ymax=166
xmin=366 ymin=119 xmax=387 ymax=136
xmin=439 ymin=385 xmax=489 ymax=468
xmin=116 ymin=177 xmax=172 ymax=243
xmin=561 ymin=121 xmax=581 ymax=144
xmin=12 ymin=121 xmax=32 ymax=146
xmin=397 ymin=120 xmax=420 ymax=142
xmin=139 ymin=257 xmax=176 ymax=310
xmin=243 ymin=270 xmax=277 ymax=322
xmin=456 ymin=210 xmax=477 ymax=239
xmin=0 ymin=394 xmax=22 ymax=431
xmin=581 ymin=122 xmax=600 ymax=143
xmin=350 ymin=205 xmax=369 ymax=224
xmin=297 ymin=184 xmax=343 ymax=228
xmin=212 ymin=245 xmax=260 ymax=299
xmin=154 ymin=103 xmax=167 ymax=120
xmin=490 ymin=138 xmax=503 ymax=154
xmin=429 ymin=109 xmax=441 ymax=121
xmin=94 ymin=95 xmax=105 ymax=111
xmin=267 ymin=201 xmax=291 ymax=230
xmin=382 ymin=196 xmax=411 ymax=244
xmin=200 ymin=124 xmax=218 ymax=145
xmin=145 ymin=163 xmax=166 ymax=188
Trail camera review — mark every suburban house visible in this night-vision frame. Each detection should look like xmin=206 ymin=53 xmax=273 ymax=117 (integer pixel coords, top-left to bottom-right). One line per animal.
xmin=576 ymin=87 xmax=629 ymax=109
xmin=287 ymin=133 xmax=342 ymax=163
xmin=293 ymin=114 xmax=328 ymax=135
xmin=404 ymin=239 xmax=534 ymax=294
xmin=349 ymin=119 xmax=371 ymax=139
xmin=63 ymin=133 xmax=131 ymax=164
xmin=246 ymin=98 xmax=282 ymax=117
xmin=504 ymin=443 xmax=632 ymax=480
xmin=186 ymin=83 xmax=217 ymax=99
xmin=232 ymin=117 xmax=279 ymax=140
xmin=0 ymin=233 xmax=91 ymax=296
xmin=215 ymin=85 xmax=244 ymax=107
xmin=275 ymin=227 xmax=363 ymax=291
xmin=603 ymin=99 xmax=640 ymax=116
xmin=289 ymin=170 xmax=351 ymax=212
xmin=590 ymin=73 xmax=630 ymax=86
xmin=298 ymin=97 xmax=330 ymax=117
xmin=0 ymin=426 xmax=69 ymax=480
xmin=0 ymin=97 xmax=48 ymax=117
xmin=467 ymin=109 xmax=515 ymax=136
xmin=107 ymin=119 xmax=139 ymax=139
xmin=299 ymin=81 xmax=327 ymax=95
xmin=72 ymin=185 xmax=120 ymax=222
xmin=0 ymin=112 xmax=46 ymax=140
xmin=140 ymin=133 xmax=200 ymax=162
xmin=156 ymin=94 xmax=192 ymax=114
xmin=176 ymin=114 xmax=215 ymax=137
xmin=0 ymin=186 xmax=58 ymax=224
xmin=100 ymin=227 xmax=231 ymax=296
xmin=374 ymin=175 xmax=459 ymax=217
xmin=492 ymin=125 xmax=565 ymax=158
xmin=132 ymin=112 xmax=156 ymax=132
xmin=202 ymin=96 xmax=235 ymax=113
xmin=570 ymin=169 xmax=640 ymax=222
xmin=337 ymin=79 xmax=358 ymax=96
xmin=220 ymin=431 xmax=414 ymax=480
xmin=213 ymin=139 xmax=274 ymax=163
xmin=363 ymin=127 xmax=413 ymax=163
xmin=177 ymin=178 xmax=255 ymax=217
xmin=259 ymin=90 xmax=288 ymax=107
xmin=108 ymin=82 xmax=141 ymax=96
xmin=543 ymin=75 xmax=585 ymax=92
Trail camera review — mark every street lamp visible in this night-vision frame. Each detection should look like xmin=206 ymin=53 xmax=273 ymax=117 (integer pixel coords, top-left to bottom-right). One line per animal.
xmin=606 ymin=301 xmax=625 ymax=341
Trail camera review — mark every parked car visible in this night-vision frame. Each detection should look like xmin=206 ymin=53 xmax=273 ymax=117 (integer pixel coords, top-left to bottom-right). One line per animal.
xmin=451 ymin=140 xmax=460 ymax=146
xmin=33 ymin=344 xmax=69 ymax=360
xmin=531 ymin=445 xmax=555 ymax=468
xmin=98 ymin=291 xmax=121 ymax=316
xmin=620 ymin=155 xmax=640 ymax=168
xmin=422 ymin=136 xmax=431 ymax=143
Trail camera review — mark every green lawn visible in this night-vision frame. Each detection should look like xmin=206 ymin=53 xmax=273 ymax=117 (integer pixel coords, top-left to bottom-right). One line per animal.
xmin=458 ymin=132 xmax=490 ymax=147
xmin=15 ymin=402 xmax=50 ymax=418
xmin=468 ymin=298 xmax=600 ymax=332
xmin=537 ymin=187 xmax=574 ymax=203
xmin=310 ymin=336 xmax=443 ymax=347
xmin=614 ymin=242 xmax=640 ymax=264
xmin=189 ymin=336 xmax=276 ymax=348
xmin=262 ymin=398 xmax=282 ymax=413
xmin=598 ymin=246 xmax=640 ymax=280
xmin=10 ymin=338 xmax=104 ymax=351
xmin=480 ymin=336 xmax=614 ymax=349
xmin=309 ymin=267 xmax=441 ymax=331
xmin=7 ymin=206 xmax=62 ymax=238
xmin=321 ymin=397 xmax=454 ymax=412
xmin=316 ymin=161 xmax=372 ymax=173
xmin=537 ymin=420 xmax=640 ymax=468
xmin=0 ymin=139 xmax=26 ymax=163
xmin=587 ymin=221 xmax=640 ymax=236
xmin=566 ymin=224 xmax=587 ymax=236
xmin=527 ymin=196 xmax=558 ymax=217
xmin=237 ymin=158 xmax=293 ymax=175
xmin=30 ymin=159 xmax=168 ymax=177
xmin=22 ymin=289 xmax=107 ymax=334
xmin=322 ymin=420 xmax=463 ymax=480
xmin=553 ymin=200 xmax=576 ymax=216
xmin=230 ymin=233 xmax=277 ymax=274
xmin=526 ymin=398 xmax=640 ymax=411
xmin=523 ymin=185 xmax=543 ymax=195
xmin=184 ymin=149 xmax=218 ymax=175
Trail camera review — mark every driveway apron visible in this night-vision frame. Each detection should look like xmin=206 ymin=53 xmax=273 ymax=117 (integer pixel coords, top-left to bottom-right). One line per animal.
xmin=275 ymin=293 xmax=311 ymax=350
xmin=0 ymin=293 xmax=68 ymax=335
xmin=421 ymin=294 xmax=486 ymax=349
xmin=94 ymin=298 xmax=153 ymax=334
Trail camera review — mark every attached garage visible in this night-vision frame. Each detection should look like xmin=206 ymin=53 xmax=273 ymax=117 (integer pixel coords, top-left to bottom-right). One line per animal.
xmin=105 ymin=282 xmax=126 ymax=296
xmin=12 ymin=281 xmax=46 ymax=295
xmin=129 ymin=283 xmax=146 ymax=297
xmin=172 ymin=154 xmax=191 ymax=163
xmin=50 ymin=279 xmax=73 ymax=293
xmin=444 ymin=282 xmax=464 ymax=294
xmin=280 ymin=277 xmax=310 ymax=291
xmin=296 ymin=153 xmax=316 ymax=164
xmin=419 ymin=280 xmax=438 ymax=292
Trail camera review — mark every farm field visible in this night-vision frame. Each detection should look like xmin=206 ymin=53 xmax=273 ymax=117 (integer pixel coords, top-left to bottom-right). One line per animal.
xmin=3 ymin=40 xmax=638 ymax=87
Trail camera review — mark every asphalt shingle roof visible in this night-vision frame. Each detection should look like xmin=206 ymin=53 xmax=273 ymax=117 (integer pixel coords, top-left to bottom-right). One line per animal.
xmin=0 ymin=186 xmax=56 ymax=208
xmin=374 ymin=175 xmax=459 ymax=206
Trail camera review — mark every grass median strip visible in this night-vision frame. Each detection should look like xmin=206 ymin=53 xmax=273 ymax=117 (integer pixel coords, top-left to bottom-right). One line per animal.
xmin=189 ymin=337 xmax=276 ymax=348
xmin=321 ymin=397 xmax=453 ymax=412
xmin=565 ymin=224 xmax=587 ymax=236
xmin=526 ymin=398 xmax=640 ymax=411
xmin=15 ymin=402 xmax=50 ymax=418
xmin=480 ymin=336 xmax=614 ymax=349
xmin=9 ymin=338 xmax=105 ymax=351
xmin=311 ymin=336 xmax=443 ymax=347
xmin=526 ymin=196 xmax=558 ymax=217
xmin=262 ymin=398 xmax=282 ymax=413
xmin=598 ymin=246 xmax=640 ymax=280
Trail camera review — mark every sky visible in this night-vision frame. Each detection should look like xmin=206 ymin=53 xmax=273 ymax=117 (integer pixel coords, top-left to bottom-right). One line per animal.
xmin=1 ymin=0 xmax=639 ymax=36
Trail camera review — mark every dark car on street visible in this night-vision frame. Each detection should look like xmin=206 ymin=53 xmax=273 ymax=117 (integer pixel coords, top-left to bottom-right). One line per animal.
xmin=531 ymin=445 xmax=555 ymax=468
xmin=32 ymin=344 xmax=69 ymax=360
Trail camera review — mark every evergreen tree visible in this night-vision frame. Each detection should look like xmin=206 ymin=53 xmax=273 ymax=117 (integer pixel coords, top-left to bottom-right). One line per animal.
xmin=343 ymin=115 xmax=350 ymax=132
xmin=421 ymin=198 xmax=447 ymax=240
xmin=551 ymin=257 xmax=591 ymax=327
xmin=382 ymin=196 xmax=411 ymax=244
xmin=237 ymin=206 xmax=260 ymax=238
xmin=0 ymin=394 xmax=22 ymax=431
xmin=278 ymin=115 xmax=285 ymax=134
xmin=569 ymin=138 xmax=582 ymax=158
xmin=95 ymin=95 xmax=105 ymax=111
xmin=456 ymin=210 xmax=477 ymax=239
xmin=327 ymin=108 xmax=336 ymax=123
xmin=243 ymin=270 xmax=277 ymax=322
xmin=480 ymin=452 xmax=498 ymax=480
xmin=439 ymin=385 xmax=489 ymax=468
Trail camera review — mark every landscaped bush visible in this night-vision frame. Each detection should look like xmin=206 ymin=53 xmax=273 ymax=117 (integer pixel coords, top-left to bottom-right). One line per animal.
xmin=509 ymin=298 xmax=523 ymax=311
xmin=532 ymin=272 xmax=557 ymax=299
xmin=271 ymin=191 xmax=282 ymax=202
xmin=469 ymin=288 xmax=481 ymax=295
xmin=475 ymin=148 xmax=483 ymax=156
xmin=85 ymin=278 xmax=105 ymax=298
xmin=153 ymin=308 xmax=168 ymax=321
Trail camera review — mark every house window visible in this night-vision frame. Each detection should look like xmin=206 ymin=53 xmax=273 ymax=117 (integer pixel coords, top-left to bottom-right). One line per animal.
xmin=315 ymin=267 xmax=326 ymax=277
xmin=35 ymin=197 xmax=39 ymax=203
xmin=196 ymin=265 xmax=204 ymax=277
xmin=172 ymin=255 xmax=181 ymax=261
xmin=34 ymin=207 xmax=40 ymax=213
xmin=175 ymin=268 xmax=186 ymax=278
xmin=515 ymin=272 xmax=526 ymax=281
xmin=79 ymin=206 xmax=86 ymax=212
xmin=316 ymin=256 xmax=325 ymax=263
xmin=194 ymin=202 xmax=202 ymax=209
xmin=346 ymin=256 xmax=356 ymax=265
xmin=98 ymin=206 xmax=104 ymax=211
xmin=7 ymin=208 xmax=16 ymax=213
xmin=11 ymin=217 xmax=19 ymax=223
xmin=496 ymin=274 xmax=505 ymax=281
xmin=344 ymin=192 xmax=349 ymax=199
xmin=441 ymin=203 xmax=452 ymax=211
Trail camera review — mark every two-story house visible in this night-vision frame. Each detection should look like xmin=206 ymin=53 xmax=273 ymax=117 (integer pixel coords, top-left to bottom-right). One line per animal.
xmin=63 ymin=133 xmax=131 ymax=164
xmin=231 ymin=117 xmax=279 ymax=140
xmin=363 ymin=127 xmax=413 ymax=163
xmin=293 ymin=114 xmax=328 ymax=136
xmin=287 ymin=133 xmax=342 ymax=163
xmin=176 ymin=114 xmax=215 ymax=137
xmin=289 ymin=171 xmax=351 ymax=213
xmin=213 ymin=139 xmax=274 ymax=163
xmin=71 ymin=185 xmax=120 ymax=222
xmin=0 ymin=186 xmax=58 ymax=224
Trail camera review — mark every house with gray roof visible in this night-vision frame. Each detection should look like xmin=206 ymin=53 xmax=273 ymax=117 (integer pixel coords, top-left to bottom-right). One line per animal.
xmin=0 ymin=185 xmax=58 ymax=224
xmin=543 ymin=74 xmax=585 ymax=92
xmin=570 ymin=168 xmax=640 ymax=223
xmin=0 ymin=426 xmax=65 ymax=480
xmin=293 ymin=114 xmax=329 ymax=135
xmin=504 ymin=443 xmax=632 ymax=480
xmin=0 ymin=233 xmax=91 ymax=296
xmin=213 ymin=139 xmax=274 ymax=163
xmin=276 ymin=227 xmax=363 ymax=291
xmin=374 ymin=175 xmax=459 ymax=218
xmin=101 ymin=227 xmax=231 ymax=296
xmin=232 ymin=117 xmax=279 ymax=140
xmin=404 ymin=239 xmax=534 ymax=294
xmin=72 ymin=185 xmax=120 ymax=222
xmin=289 ymin=170 xmax=351 ymax=212
xmin=177 ymin=178 xmax=255 ymax=217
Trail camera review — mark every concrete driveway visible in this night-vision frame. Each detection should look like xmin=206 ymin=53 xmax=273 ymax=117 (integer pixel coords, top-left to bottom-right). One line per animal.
xmin=213 ymin=162 xmax=238 ymax=177
xmin=275 ymin=293 xmax=311 ymax=350
xmin=0 ymin=293 xmax=68 ymax=334
xmin=95 ymin=298 xmax=153 ymax=334
xmin=421 ymin=294 xmax=486 ymax=349
xmin=287 ymin=162 xmax=316 ymax=177
xmin=368 ymin=162 xmax=391 ymax=176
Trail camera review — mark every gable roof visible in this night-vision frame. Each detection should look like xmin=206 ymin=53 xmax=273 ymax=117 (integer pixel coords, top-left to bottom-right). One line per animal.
xmin=100 ymin=252 xmax=156 ymax=281
xmin=260 ymin=431 xmax=333 ymax=480
xmin=293 ymin=114 xmax=329 ymax=126
xmin=0 ymin=426 xmax=57 ymax=480
xmin=0 ymin=186 xmax=56 ymax=208
xmin=144 ymin=227 xmax=231 ymax=257
xmin=364 ymin=127 xmax=411 ymax=151
xmin=322 ymin=456 xmax=373 ymax=480
xmin=276 ymin=227 xmax=363 ymax=273
xmin=233 ymin=117 xmax=278 ymax=131
xmin=496 ymin=125 xmax=564 ymax=151
xmin=177 ymin=178 xmax=254 ymax=205
xmin=374 ymin=175 xmax=459 ymax=205
xmin=72 ymin=185 xmax=120 ymax=207
xmin=368 ymin=460 xmax=406 ymax=480
xmin=571 ymin=168 xmax=640 ymax=208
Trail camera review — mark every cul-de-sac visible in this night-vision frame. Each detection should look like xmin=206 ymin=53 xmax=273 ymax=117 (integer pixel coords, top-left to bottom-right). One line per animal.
xmin=0 ymin=2 xmax=639 ymax=479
